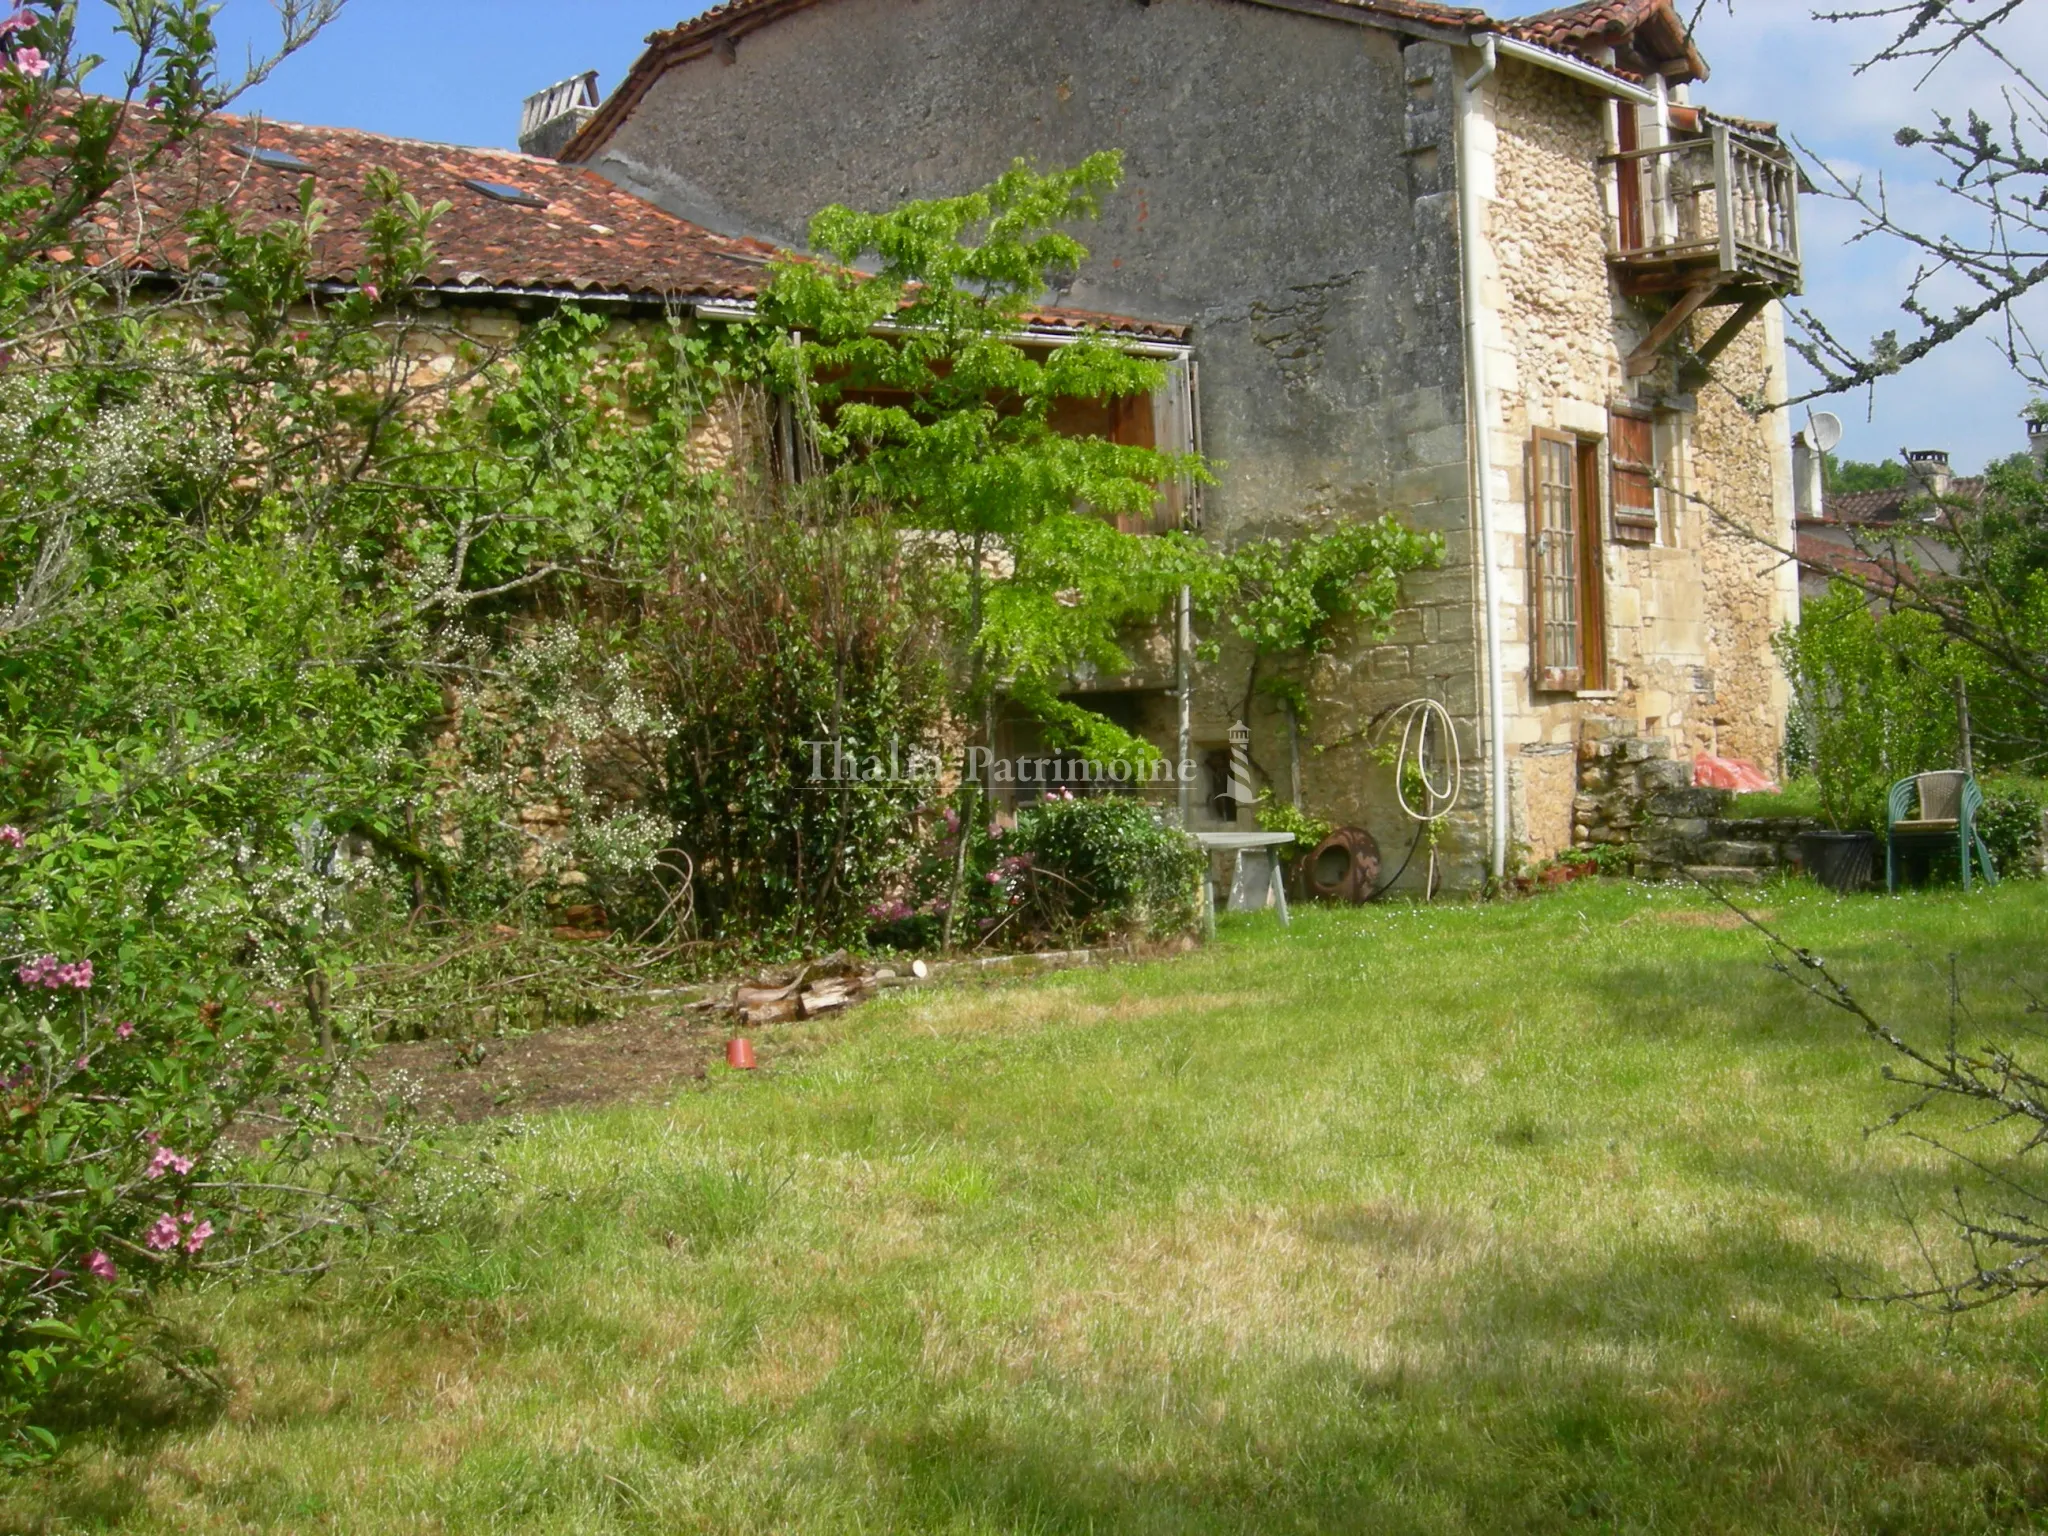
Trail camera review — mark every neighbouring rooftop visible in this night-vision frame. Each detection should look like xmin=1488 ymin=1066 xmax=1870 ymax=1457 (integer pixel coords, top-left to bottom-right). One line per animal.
xmin=73 ymin=110 xmax=1187 ymax=339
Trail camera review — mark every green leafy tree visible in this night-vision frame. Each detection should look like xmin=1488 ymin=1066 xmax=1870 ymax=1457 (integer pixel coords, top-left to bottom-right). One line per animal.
xmin=1217 ymin=519 xmax=1442 ymax=726
xmin=1776 ymin=586 xmax=1979 ymax=830
xmin=1821 ymin=456 xmax=1908 ymax=495
xmin=761 ymin=153 xmax=1219 ymax=944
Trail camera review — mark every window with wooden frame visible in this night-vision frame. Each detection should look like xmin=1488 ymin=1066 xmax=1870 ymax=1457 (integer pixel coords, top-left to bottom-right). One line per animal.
xmin=1046 ymin=356 xmax=1201 ymax=535
xmin=1609 ymin=406 xmax=1659 ymax=546
xmin=777 ymin=353 xmax=1201 ymax=537
xmin=1529 ymin=429 xmax=1608 ymax=692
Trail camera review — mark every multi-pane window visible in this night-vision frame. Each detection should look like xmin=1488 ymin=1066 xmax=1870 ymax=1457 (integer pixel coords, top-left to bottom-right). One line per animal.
xmin=1529 ymin=429 xmax=1608 ymax=692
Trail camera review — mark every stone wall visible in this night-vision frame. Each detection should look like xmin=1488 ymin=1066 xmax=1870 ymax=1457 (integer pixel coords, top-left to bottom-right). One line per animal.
xmin=1575 ymin=723 xmax=1813 ymax=881
xmin=1482 ymin=60 xmax=1798 ymax=869
xmin=587 ymin=0 xmax=1496 ymax=892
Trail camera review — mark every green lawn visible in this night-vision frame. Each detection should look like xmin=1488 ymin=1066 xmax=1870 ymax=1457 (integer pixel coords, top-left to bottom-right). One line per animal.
xmin=17 ymin=880 xmax=2048 ymax=1534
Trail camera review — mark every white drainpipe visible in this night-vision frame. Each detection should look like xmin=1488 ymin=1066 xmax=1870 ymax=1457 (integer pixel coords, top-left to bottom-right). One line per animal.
xmin=1456 ymin=35 xmax=1510 ymax=885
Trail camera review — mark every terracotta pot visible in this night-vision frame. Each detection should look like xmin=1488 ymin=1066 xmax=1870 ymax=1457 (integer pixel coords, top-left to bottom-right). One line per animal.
xmin=726 ymin=1037 xmax=757 ymax=1071
xmin=1306 ymin=826 xmax=1382 ymax=903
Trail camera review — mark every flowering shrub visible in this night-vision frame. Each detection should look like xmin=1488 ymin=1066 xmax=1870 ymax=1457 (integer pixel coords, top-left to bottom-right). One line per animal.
xmin=0 ymin=925 xmax=419 ymax=1462
xmin=993 ymin=793 xmax=1203 ymax=945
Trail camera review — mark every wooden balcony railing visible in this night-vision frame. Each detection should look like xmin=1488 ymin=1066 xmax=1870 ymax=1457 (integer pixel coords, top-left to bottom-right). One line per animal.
xmin=1606 ymin=123 xmax=1801 ymax=298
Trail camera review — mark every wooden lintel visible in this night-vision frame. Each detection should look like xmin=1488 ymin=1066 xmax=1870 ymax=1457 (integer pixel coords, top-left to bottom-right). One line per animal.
xmin=1691 ymin=297 xmax=1770 ymax=370
xmin=1625 ymin=282 xmax=1719 ymax=378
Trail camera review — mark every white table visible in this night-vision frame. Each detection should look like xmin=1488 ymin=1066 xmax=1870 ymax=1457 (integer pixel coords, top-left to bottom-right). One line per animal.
xmin=1193 ymin=831 xmax=1296 ymax=937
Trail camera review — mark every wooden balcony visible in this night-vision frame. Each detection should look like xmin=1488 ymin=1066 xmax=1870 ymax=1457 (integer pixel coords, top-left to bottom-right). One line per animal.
xmin=1605 ymin=122 xmax=1802 ymax=377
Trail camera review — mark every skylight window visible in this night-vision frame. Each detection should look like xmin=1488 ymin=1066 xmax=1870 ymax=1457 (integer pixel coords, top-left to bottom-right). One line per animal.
xmin=463 ymin=178 xmax=550 ymax=209
xmin=236 ymin=144 xmax=317 ymax=174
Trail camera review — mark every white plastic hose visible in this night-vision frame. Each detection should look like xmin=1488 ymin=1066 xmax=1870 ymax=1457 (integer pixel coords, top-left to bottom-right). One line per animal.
xmin=1385 ymin=697 xmax=1463 ymax=826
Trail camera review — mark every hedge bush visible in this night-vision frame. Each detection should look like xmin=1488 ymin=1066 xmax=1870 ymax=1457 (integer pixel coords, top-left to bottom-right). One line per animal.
xmin=999 ymin=794 xmax=1204 ymax=944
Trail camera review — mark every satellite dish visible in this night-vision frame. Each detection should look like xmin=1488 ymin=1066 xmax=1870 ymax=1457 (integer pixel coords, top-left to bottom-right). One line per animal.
xmin=1806 ymin=410 xmax=1844 ymax=454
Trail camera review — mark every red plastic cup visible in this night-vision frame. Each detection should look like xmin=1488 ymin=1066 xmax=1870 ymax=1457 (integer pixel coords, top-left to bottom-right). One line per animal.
xmin=726 ymin=1037 xmax=757 ymax=1071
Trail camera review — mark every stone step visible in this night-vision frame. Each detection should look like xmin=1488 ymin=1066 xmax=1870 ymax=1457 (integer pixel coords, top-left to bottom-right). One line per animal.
xmin=1711 ymin=817 xmax=1821 ymax=839
xmin=1681 ymin=865 xmax=1771 ymax=886
xmin=1698 ymin=840 xmax=1782 ymax=868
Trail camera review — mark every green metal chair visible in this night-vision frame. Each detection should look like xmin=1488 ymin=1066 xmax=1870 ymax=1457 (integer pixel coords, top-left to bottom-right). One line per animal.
xmin=1886 ymin=770 xmax=1999 ymax=893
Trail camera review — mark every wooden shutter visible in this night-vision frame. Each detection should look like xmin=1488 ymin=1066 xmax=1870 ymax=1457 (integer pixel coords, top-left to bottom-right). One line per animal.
xmin=1610 ymin=408 xmax=1657 ymax=545
xmin=1530 ymin=429 xmax=1583 ymax=692
xmin=1615 ymin=104 xmax=1645 ymax=254
xmin=1576 ymin=437 xmax=1609 ymax=690
xmin=1149 ymin=356 xmax=1199 ymax=533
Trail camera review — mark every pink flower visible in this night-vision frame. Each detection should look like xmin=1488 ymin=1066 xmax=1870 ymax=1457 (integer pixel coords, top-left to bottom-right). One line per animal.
xmin=145 ymin=1146 xmax=194 ymax=1180
xmin=12 ymin=45 xmax=47 ymax=78
xmin=86 ymin=1250 xmax=116 ymax=1282
xmin=144 ymin=1214 xmax=180 ymax=1251
xmin=0 ymin=826 xmax=24 ymax=850
xmin=986 ymin=871 xmax=1002 ymax=884
xmin=116 ymin=1020 xmax=134 ymax=1040
xmin=16 ymin=954 xmax=91 ymax=991
xmin=183 ymin=1220 xmax=213 ymax=1255
xmin=361 ymin=283 xmax=380 ymax=303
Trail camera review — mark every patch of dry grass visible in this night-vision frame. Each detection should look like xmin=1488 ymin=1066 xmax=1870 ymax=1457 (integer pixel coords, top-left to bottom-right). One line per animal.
xmin=13 ymin=879 xmax=2048 ymax=1534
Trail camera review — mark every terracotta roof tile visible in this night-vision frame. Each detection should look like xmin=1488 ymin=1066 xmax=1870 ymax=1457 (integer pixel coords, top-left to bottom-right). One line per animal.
xmin=1508 ymin=0 xmax=1659 ymax=49
xmin=1504 ymin=0 xmax=1708 ymax=83
xmin=76 ymin=108 xmax=1185 ymax=340
xmin=90 ymin=110 xmax=776 ymax=302
xmin=1821 ymin=479 xmax=1982 ymax=527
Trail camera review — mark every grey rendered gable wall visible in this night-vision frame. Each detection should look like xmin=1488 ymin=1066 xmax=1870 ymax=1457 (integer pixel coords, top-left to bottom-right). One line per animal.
xmin=590 ymin=0 xmax=1490 ymax=883
xmin=592 ymin=0 xmax=1468 ymax=532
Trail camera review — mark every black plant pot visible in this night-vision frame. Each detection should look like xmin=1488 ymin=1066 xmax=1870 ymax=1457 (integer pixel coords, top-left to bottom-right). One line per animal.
xmin=1799 ymin=830 xmax=1877 ymax=894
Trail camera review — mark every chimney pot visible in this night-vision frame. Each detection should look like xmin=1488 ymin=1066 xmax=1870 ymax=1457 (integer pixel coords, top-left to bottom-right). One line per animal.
xmin=519 ymin=71 xmax=600 ymax=160
xmin=1904 ymin=448 xmax=1952 ymax=499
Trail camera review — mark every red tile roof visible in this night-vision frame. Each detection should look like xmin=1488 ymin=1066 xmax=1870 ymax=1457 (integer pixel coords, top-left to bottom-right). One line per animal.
xmin=1819 ymin=480 xmax=1981 ymax=527
xmin=1506 ymin=0 xmax=1708 ymax=82
xmin=75 ymin=108 xmax=1184 ymax=339
xmin=1796 ymin=533 xmax=1894 ymax=589
xmin=86 ymin=110 xmax=776 ymax=302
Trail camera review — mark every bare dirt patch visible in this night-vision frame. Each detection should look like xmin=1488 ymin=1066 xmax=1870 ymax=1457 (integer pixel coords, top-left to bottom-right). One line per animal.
xmin=1645 ymin=908 xmax=1777 ymax=930
xmin=360 ymin=1008 xmax=727 ymax=1124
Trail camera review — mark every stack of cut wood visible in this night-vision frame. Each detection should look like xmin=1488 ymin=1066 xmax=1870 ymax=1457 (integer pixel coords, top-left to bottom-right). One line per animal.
xmin=731 ymin=951 xmax=927 ymax=1026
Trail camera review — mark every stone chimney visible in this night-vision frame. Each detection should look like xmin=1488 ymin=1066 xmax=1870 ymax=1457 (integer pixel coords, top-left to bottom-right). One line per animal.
xmin=519 ymin=72 xmax=599 ymax=160
xmin=1904 ymin=448 xmax=1952 ymax=498
xmin=2029 ymin=415 xmax=2048 ymax=470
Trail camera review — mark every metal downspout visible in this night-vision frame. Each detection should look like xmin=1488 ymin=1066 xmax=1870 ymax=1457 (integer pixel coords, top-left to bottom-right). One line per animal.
xmin=1457 ymin=35 xmax=1510 ymax=885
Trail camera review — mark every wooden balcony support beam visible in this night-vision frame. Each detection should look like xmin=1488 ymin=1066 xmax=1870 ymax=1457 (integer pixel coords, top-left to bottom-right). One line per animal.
xmin=1691 ymin=295 xmax=1770 ymax=369
xmin=1625 ymin=280 xmax=1719 ymax=378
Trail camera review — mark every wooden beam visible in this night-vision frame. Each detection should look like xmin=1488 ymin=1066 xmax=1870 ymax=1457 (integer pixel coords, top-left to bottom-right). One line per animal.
xmin=1691 ymin=296 xmax=1770 ymax=369
xmin=1625 ymin=281 xmax=1719 ymax=377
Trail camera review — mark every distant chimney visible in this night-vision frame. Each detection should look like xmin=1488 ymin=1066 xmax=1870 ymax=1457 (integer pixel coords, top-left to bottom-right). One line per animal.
xmin=519 ymin=71 xmax=599 ymax=159
xmin=1904 ymin=448 xmax=1952 ymax=499
xmin=2029 ymin=415 xmax=2048 ymax=470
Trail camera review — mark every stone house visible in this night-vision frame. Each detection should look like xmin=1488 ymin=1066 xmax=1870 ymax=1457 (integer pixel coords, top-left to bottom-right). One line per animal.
xmin=547 ymin=0 xmax=1808 ymax=888
xmin=88 ymin=110 xmax=1181 ymax=883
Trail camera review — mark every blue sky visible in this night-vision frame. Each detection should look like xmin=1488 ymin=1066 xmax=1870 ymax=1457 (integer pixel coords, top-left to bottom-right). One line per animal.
xmin=69 ymin=0 xmax=2048 ymax=473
